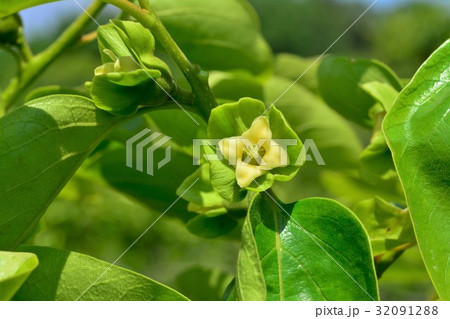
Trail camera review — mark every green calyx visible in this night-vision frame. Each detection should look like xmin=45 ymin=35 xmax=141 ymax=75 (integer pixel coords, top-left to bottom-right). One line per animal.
xmin=86 ymin=20 xmax=174 ymax=116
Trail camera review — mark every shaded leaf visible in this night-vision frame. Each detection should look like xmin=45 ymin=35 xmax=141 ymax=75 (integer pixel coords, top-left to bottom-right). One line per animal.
xmin=0 ymin=95 xmax=121 ymax=250
xmin=175 ymin=266 xmax=233 ymax=301
xmin=100 ymin=146 xmax=196 ymax=218
xmin=186 ymin=213 xmax=238 ymax=238
xmin=318 ymin=57 xmax=402 ymax=127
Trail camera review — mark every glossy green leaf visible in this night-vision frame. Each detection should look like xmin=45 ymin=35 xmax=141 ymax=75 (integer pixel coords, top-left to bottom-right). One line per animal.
xmin=14 ymin=246 xmax=188 ymax=300
xmin=353 ymin=197 xmax=415 ymax=256
xmin=151 ymin=0 xmax=272 ymax=74
xmin=0 ymin=95 xmax=121 ymax=250
xmin=318 ymin=57 xmax=402 ymax=127
xmin=0 ymin=0 xmax=58 ymax=18
xmin=0 ymin=251 xmax=38 ymax=301
xmin=240 ymin=193 xmax=379 ymax=300
xmin=383 ymin=39 xmax=450 ymax=300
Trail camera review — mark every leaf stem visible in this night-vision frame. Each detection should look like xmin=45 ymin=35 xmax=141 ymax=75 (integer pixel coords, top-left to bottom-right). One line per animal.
xmin=0 ymin=0 xmax=105 ymax=113
xmin=102 ymin=0 xmax=217 ymax=120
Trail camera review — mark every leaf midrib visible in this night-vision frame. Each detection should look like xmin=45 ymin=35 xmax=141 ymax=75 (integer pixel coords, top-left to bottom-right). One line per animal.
xmin=271 ymin=201 xmax=284 ymax=300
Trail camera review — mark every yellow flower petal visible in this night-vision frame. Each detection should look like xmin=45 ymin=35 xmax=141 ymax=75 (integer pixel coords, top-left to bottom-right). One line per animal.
xmin=242 ymin=116 xmax=272 ymax=144
xmin=116 ymin=56 xmax=139 ymax=72
xmin=235 ymin=159 xmax=265 ymax=187
xmin=218 ymin=137 xmax=244 ymax=165
xmin=262 ymin=140 xmax=289 ymax=168
xmin=94 ymin=63 xmax=115 ymax=76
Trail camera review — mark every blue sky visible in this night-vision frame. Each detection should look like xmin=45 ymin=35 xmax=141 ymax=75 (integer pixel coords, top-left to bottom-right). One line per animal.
xmin=20 ymin=0 xmax=449 ymax=39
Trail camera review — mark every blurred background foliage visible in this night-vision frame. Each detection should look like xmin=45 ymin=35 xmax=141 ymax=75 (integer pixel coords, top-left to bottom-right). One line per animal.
xmin=1 ymin=0 xmax=448 ymax=301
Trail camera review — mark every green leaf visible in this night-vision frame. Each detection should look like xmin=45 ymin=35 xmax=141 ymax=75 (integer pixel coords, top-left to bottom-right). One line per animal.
xmin=222 ymin=278 xmax=237 ymax=301
xmin=209 ymin=70 xmax=264 ymax=102
xmin=145 ymin=110 xmax=207 ymax=156
xmin=361 ymin=81 xmax=399 ymax=113
xmin=100 ymin=146 xmax=196 ymax=218
xmin=24 ymin=85 xmax=90 ymax=102
xmin=151 ymin=0 xmax=272 ymax=74
xmin=0 ymin=95 xmax=121 ymax=250
xmin=241 ymin=193 xmax=379 ymax=300
xmin=174 ymin=266 xmax=233 ymax=301
xmin=273 ymin=53 xmax=322 ymax=93
xmin=0 ymin=251 xmax=38 ymax=301
xmin=186 ymin=214 xmax=238 ymax=239
xmin=383 ymin=39 xmax=450 ymax=300
xmin=264 ymin=76 xmax=362 ymax=169
xmin=318 ymin=57 xmax=402 ymax=127
xmin=14 ymin=246 xmax=188 ymax=300
xmin=321 ymin=171 xmax=405 ymax=208
xmin=236 ymin=211 xmax=266 ymax=301
xmin=0 ymin=0 xmax=58 ymax=18
xmin=353 ymin=197 xmax=415 ymax=256
xmin=359 ymin=132 xmax=397 ymax=182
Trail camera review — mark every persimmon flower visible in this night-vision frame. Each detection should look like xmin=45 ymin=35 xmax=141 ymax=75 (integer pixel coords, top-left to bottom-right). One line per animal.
xmin=218 ymin=116 xmax=288 ymax=188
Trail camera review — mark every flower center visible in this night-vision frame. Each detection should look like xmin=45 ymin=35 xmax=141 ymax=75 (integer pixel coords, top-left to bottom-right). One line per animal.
xmin=242 ymin=142 xmax=266 ymax=166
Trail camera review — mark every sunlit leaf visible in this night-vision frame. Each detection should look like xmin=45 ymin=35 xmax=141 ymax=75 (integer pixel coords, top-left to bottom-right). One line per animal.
xmin=0 ymin=251 xmax=38 ymax=300
xmin=239 ymin=193 xmax=379 ymax=300
xmin=14 ymin=246 xmax=188 ymax=301
xmin=383 ymin=39 xmax=450 ymax=300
